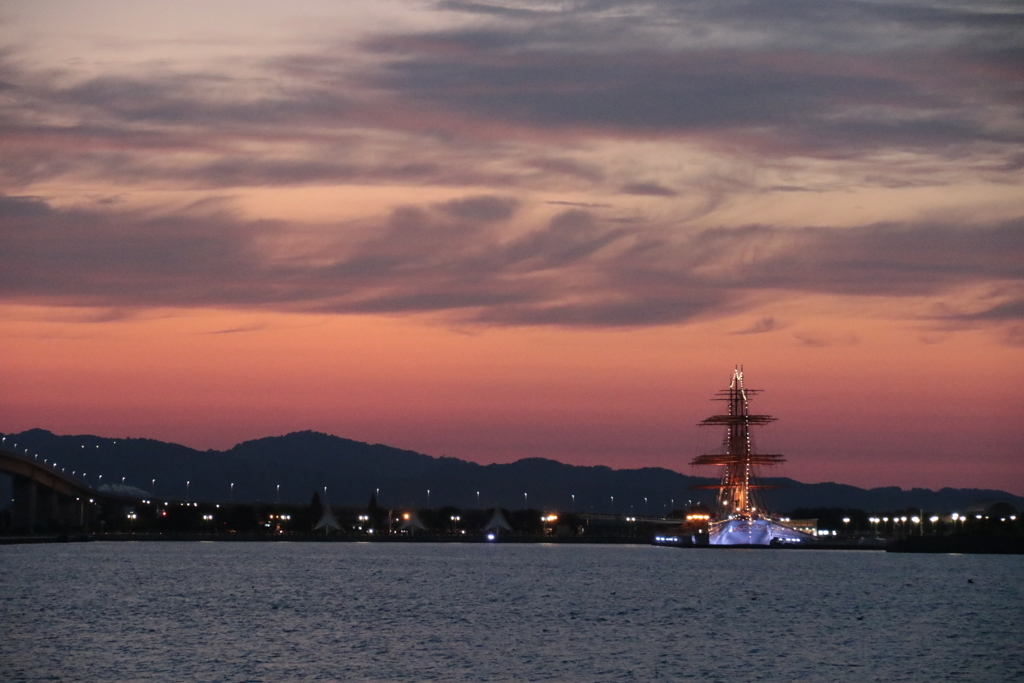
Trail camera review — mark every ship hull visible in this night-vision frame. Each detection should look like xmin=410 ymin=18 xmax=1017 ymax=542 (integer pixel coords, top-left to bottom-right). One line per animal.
xmin=709 ymin=518 xmax=810 ymax=546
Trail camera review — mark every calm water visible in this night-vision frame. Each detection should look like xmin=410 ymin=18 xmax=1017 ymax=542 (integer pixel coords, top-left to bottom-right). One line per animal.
xmin=1 ymin=542 xmax=1021 ymax=682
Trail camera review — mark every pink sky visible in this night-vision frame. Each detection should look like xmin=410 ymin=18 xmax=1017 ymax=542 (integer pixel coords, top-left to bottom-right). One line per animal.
xmin=1 ymin=1 xmax=1022 ymax=494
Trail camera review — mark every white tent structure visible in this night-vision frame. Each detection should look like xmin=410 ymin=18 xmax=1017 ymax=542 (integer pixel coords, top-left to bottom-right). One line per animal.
xmin=483 ymin=508 xmax=512 ymax=536
xmin=398 ymin=511 xmax=428 ymax=534
xmin=313 ymin=505 xmax=342 ymax=534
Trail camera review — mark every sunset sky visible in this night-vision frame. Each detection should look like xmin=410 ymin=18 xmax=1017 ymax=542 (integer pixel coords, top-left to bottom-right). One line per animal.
xmin=1 ymin=1 xmax=1022 ymax=494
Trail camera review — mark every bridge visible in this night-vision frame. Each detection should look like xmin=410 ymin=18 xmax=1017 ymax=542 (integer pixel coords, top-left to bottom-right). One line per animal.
xmin=0 ymin=437 xmax=691 ymax=538
xmin=0 ymin=445 xmax=138 ymax=534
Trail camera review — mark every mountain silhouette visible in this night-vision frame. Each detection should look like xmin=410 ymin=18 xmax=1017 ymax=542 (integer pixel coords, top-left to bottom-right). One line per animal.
xmin=2 ymin=428 xmax=1020 ymax=514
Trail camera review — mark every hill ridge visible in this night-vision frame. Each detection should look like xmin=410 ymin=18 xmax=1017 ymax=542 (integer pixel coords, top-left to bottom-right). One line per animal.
xmin=2 ymin=428 xmax=1021 ymax=514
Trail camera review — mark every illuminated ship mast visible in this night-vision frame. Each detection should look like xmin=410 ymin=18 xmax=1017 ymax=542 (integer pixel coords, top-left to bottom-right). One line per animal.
xmin=690 ymin=367 xmax=783 ymax=521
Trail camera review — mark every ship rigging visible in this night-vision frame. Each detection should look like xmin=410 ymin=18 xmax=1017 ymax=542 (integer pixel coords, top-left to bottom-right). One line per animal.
xmin=690 ymin=367 xmax=810 ymax=546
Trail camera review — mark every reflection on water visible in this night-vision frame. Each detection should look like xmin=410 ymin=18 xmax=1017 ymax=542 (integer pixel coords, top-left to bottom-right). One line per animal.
xmin=1 ymin=543 xmax=1020 ymax=682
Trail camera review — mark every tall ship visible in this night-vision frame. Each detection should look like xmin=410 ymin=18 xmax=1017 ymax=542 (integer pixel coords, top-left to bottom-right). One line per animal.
xmin=690 ymin=367 xmax=809 ymax=545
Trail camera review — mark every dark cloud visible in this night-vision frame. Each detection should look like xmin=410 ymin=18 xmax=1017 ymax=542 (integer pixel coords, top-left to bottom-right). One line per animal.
xmin=1 ymin=1 xmax=1021 ymax=194
xmin=1003 ymin=325 xmax=1024 ymax=347
xmin=723 ymin=222 xmax=1024 ymax=297
xmin=356 ymin=0 xmax=1024 ymax=161
xmin=208 ymin=324 xmax=268 ymax=335
xmin=733 ymin=317 xmax=780 ymax=335
xmin=0 ymin=194 xmax=51 ymax=218
xmin=0 ymin=1 xmax=1020 ymax=331
xmin=434 ymin=195 xmax=520 ymax=222
xmin=793 ymin=332 xmax=859 ymax=348
xmin=185 ymin=159 xmax=442 ymax=188
xmin=0 ymin=56 xmax=610 ymax=193
xmin=0 ymin=56 xmax=502 ymax=191
xmin=56 ymin=74 xmax=353 ymax=128
xmin=368 ymin=45 xmax=1016 ymax=156
xmin=474 ymin=296 xmax=723 ymax=328
xmin=0 ymin=195 xmax=269 ymax=306
xmin=941 ymin=299 xmax=1024 ymax=322
xmin=619 ymin=182 xmax=677 ymax=197
xmin=436 ymin=1 xmax=561 ymax=18
xmin=441 ymin=0 xmax=1024 ymax=48
xmin=545 ymin=200 xmax=613 ymax=208
xmin=491 ymin=209 xmax=627 ymax=270
xmin=2 ymin=193 xmax=1020 ymax=329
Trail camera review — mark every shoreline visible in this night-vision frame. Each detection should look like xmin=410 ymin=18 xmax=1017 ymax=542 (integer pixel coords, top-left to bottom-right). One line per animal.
xmin=0 ymin=532 xmax=883 ymax=549
xmin=4 ymin=533 xmax=1020 ymax=553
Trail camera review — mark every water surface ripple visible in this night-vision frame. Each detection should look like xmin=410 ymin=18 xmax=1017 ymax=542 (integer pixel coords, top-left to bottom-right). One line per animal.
xmin=1 ymin=543 xmax=1020 ymax=682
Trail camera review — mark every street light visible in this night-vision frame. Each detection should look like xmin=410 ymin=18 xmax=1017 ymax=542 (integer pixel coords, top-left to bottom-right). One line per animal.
xmin=476 ymin=491 xmax=480 ymax=507
xmin=523 ymin=492 xmax=528 ymax=508
xmin=842 ymin=517 xmax=850 ymax=536
xmin=427 ymin=489 xmax=431 ymax=508
xmin=186 ymin=480 xmax=190 ymax=501
xmin=276 ymin=484 xmax=280 ymax=505
xmin=571 ymin=494 xmax=575 ymax=513
xmin=610 ymin=496 xmax=614 ymax=514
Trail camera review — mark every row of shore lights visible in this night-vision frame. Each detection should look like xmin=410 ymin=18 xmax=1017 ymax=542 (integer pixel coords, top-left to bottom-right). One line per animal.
xmin=868 ymin=515 xmax=936 ymax=527
xmin=868 ymin=513 xmax=1017 ymax=528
